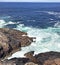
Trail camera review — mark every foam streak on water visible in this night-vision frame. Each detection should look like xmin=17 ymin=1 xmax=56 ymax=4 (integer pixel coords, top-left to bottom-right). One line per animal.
xmin=0 ymin=20 xmax=60 ymax=59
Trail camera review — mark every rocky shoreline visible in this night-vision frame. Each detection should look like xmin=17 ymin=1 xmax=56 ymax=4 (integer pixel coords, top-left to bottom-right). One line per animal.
xmin=0 ymin=28 xmax=60 ymax=65
xmin=0 ymin=28 xmax=33 ymax=60
xmin=0 ymin=51 xmax=60 ymax=65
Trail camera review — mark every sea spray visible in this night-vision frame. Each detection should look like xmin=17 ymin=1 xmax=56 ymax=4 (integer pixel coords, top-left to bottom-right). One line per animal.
xmin=0 ymin=20 xmax=60 ymax=59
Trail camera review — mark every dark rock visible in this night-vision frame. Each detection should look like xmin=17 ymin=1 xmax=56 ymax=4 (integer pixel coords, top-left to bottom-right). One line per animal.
xmin=35 ymin=51 xmax=60 ymax=65
xmin=24 ymin=51 xmax=38 ymax=63
xmin=0 ymin=58 xmax=30 ymax=65
xmin=0 ymin=58 xmax=38 ymax=65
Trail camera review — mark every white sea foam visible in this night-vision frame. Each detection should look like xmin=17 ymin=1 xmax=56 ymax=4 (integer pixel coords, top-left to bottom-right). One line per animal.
xmin=0 ymin=20 xmax=19 ymax=28
xmin=27 ymin=20 xmax=36 ymax=22
xmin=0 ymin=20 xmax=60 ymax=59
xmin=35 ymin=11 xmax=60 ymax=17
xmin=7 ymin=21 xmax=16 ymax=24
xmin=45 ymin=11 xmax=60 ymax=15
xmin=54 ymin=21 xmax=60 ymax=28
xmin=8 ymin=24 xmax=60 ymax=59
xmin=0 ymin=20 xmax=6 ymax=28
xmin=50 ymin=18 xmax=54 ymax=21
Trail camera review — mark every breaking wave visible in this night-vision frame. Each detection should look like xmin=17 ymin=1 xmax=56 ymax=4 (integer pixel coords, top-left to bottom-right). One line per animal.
xmin=0 ymin=20 xmax=60 ymax=59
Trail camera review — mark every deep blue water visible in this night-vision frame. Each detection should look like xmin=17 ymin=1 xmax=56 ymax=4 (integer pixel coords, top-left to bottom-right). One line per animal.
xmin=0 ymin=2 xmax=60 ymax=28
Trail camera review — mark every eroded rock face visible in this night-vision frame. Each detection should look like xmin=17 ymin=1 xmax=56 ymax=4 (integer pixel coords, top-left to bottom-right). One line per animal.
xmin=0 ymin=28 xmax=33 ymax=60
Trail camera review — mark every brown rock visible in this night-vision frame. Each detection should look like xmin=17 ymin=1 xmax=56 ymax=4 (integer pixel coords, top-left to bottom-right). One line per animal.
xmin=0 ymin=28 xmax=33 ymax=47
xmin=0 ymin=52 xmax=60 ymax=65
xmin=0 ymin=58 xmax=30 ymax=65
xmin=43 ymin=58 xmax=60 ymax=65
xmin=0 ymin=28 xmax=33 ymax=60
xmin=0 ymin=60 xmax=16 ymax=65
xmin=25 ymin=62 xmax=38 ymax=65
xmin=35 ymin=51 xmax=60 ymax=65
xmin=54 ymin=58 xmax=60 ymax=65
xmin=43 ymin=59 xmax=56 ymax=65
xmin=24 ymin=51 xmax=38 ymax=63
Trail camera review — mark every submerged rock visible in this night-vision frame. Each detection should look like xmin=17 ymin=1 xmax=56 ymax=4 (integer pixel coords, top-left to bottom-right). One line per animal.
xmin=0 ymin=28 xmax=33 ymax=60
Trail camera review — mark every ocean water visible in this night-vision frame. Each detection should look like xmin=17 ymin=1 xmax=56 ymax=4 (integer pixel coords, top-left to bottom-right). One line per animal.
xmin=0 ymin=2 xmax=60 ymax=59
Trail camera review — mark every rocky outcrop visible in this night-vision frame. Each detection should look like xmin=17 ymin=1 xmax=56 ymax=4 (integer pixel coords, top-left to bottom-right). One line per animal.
xmin=0 ymin=28 xmax=33 ymax=60
xmin=24 ymin=51 xmax=60 ymax=65
xmin=0 ymin=51 xmax=60 ymax=65
xmin=0 ymin=28 xmax=33 ymax=47
xmin=35 ymin=51 xmax=60 ymax=65
xmin=0 ymin=58 xmax=38 ymax=65
xmin=0 ymin=28 xmax=60 ymax=65
xmin=0 ymin=58 xmax=30 ymax=65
